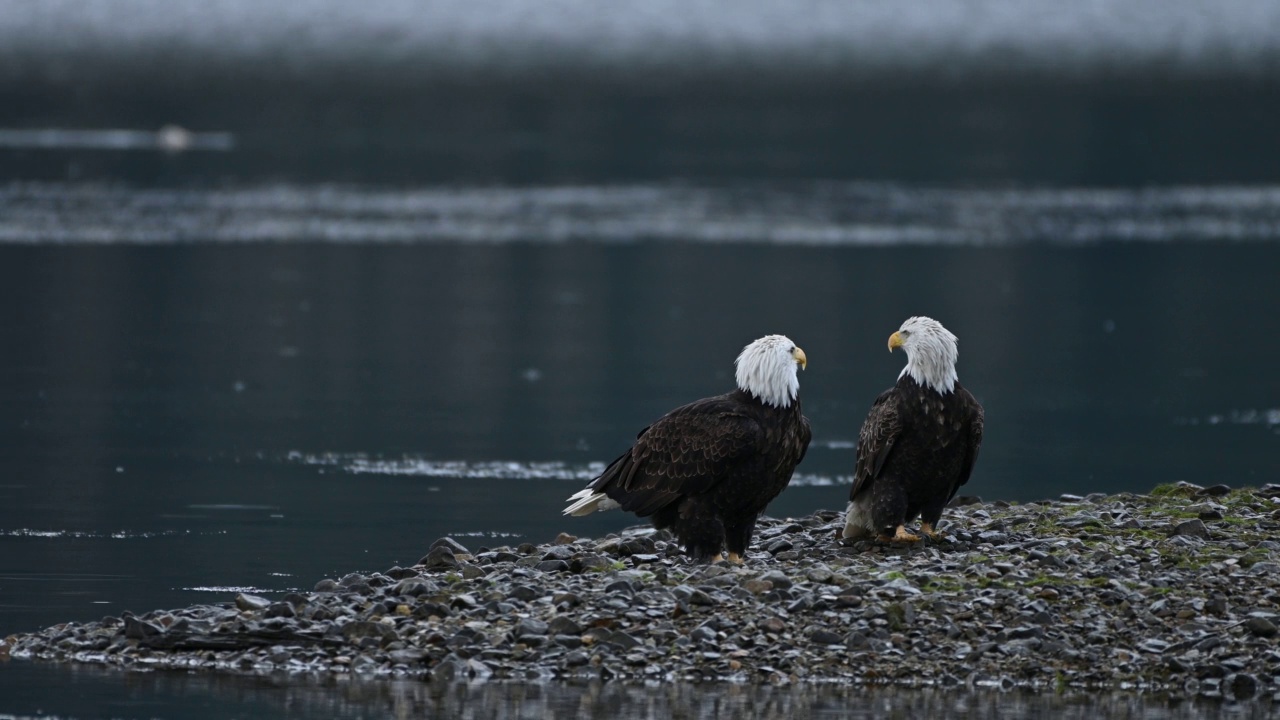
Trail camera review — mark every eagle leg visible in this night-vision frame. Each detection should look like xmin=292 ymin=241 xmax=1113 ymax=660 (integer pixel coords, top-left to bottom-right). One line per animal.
xmin=726 ymin=552 xmax=744 ymax=565
xmin=920 ymin=522 xmax=941 ymax=539
xmin=891 ymin=525 xmax=921 ymax=543
xmin=710 ymin=553 xmax=724 ymax=563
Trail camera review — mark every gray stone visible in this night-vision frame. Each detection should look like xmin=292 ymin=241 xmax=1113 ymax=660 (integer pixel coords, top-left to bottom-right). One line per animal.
xmin=604 ymin=631 xmax=642 ymax=649
xmin=1225 ymin=673 xmax=1260 ymax=701
xmin=516 ymin=618 xmax=549 ymax=637
xmin=548 ymin=617 xmax=583 ymax=635
xmin=672 ymin=585 xmax=714 ymax=606
xmin=234 ymin=593 xmax=272 ymax=612
xmin=420 ymin=546 xmax=459 ymax=570
xmin=541 ymin=545 xmax=574 ymax=561
xmin=341 ymin=621 xmax=397 ymax=645
xmin=1197 ymin=484 xmax=1232 ymax=497
xmin=1245 ymin=617 xmax=1278 ymax=638
xmin=392 ymin=577 xmax=435 ymax=597
xmin=122 ymin=614 xmax=163 ymax=640
xmin=264 ymin=602 xmax=296 ymax=619
xmin=766 ymin=539 xmax=793 ymax=554
xmin=1171 ymin=519 xmax=1210 ymax=539
xmin=757 ymin=571 xmax=792 ymax=589
xmin=431 ymin=537 xmax=472 ymax=556
xmin=810 ymin=629 xmax=842 ymax=644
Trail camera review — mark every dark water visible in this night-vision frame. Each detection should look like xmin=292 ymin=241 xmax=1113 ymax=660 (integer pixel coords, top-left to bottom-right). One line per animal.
xmin=1 ymin=211 xmax=1278 ymax=715
xmin=3 ymin=661 xmax=1275 ymax=720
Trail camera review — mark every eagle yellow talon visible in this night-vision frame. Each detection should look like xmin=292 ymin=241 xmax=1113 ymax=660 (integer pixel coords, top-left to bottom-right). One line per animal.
xmin=892 ymin=525 xmax=921 ymax=543
xmin=710 ymin=553 xmax=724 ymax=564
xmin=726 ymin=552 xmax=744 ymax=565
xmin=921 ymin=522 xmax=941 ymax=539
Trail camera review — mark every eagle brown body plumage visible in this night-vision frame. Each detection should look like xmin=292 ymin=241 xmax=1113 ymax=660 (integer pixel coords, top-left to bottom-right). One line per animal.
xmin=564 ymin=335 xmax=811 ymax=563
xmin=586 ymin=389 xmax=810 ymax=561
xmin=847 ymin=376 xmax=983 ymax=538
xmin=843 ymin=316 xmax=984 ymax=541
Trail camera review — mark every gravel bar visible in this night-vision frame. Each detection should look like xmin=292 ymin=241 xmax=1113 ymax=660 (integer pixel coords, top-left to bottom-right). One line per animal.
xmin=5 ymin=482 xmax=1280 ymax=703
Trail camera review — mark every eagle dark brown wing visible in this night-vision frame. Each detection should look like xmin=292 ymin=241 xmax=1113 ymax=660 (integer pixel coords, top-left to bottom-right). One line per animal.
xmin=588 ymin=396 xmax=767 ymax=517
xmin=953 ymin=388 xmax=985 ymax=492
xmin=849 ymin=388 xmax=903 ymax=501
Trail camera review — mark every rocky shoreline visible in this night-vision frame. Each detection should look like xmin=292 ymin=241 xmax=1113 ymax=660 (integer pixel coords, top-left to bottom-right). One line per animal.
xmin=4 ymin=482 xmax=1280 ymax=703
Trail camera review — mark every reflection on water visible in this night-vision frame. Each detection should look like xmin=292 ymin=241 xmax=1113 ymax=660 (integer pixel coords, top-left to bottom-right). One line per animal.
xmin=0 ymin=662 xmax=1272 ymax=720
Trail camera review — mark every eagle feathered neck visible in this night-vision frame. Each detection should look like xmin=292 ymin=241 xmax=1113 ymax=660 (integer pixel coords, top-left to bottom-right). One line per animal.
xmin=735 ymin=335 xmax=800 ymax=408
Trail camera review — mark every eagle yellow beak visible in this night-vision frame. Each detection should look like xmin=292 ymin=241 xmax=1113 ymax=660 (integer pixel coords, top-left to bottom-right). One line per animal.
xmin=792 ymin=346 xmax=807 ymax=370
xmin=888 ymin=331 xmax=905 ymax=352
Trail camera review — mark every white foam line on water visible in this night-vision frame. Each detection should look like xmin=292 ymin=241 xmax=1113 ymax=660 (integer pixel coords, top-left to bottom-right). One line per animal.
xmin=4 ymin=182 xmax=1280 ymax=246
xmin=184 ymin=585 xmax=298 ymax=594
xmin=0 ymin=529 xmax=201 ymax=539
xmin=290 ymin=452 xmax=853 ymax=487
xmin=1175 ymin=408 xmax=1280 ymax=428
xmin=0 ymin=127 xmax=235 ymax=152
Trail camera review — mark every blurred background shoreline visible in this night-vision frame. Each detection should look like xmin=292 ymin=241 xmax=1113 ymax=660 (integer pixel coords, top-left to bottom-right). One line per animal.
xmin=4 ymin=0 xmax=1280 ymax=187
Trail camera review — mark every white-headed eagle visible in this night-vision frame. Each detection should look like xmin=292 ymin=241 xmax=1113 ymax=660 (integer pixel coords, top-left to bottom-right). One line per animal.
xmin=842 ymin=316 xmax=984 ymax=542
xmin=564 ymin=335 xmax=812 ymax=563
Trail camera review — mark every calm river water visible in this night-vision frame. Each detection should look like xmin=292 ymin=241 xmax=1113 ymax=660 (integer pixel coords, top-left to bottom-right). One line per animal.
xmin=0 ymin=183 xmax=1277 ymax=717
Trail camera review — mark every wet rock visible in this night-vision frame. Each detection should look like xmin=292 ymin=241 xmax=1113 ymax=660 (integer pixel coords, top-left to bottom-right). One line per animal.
xmin=420 ymin=546 xmax=459 ymax=570
xmin=263 ymin=602 xmax=295 ymax=619
xmin=431 ymin=537 xmax=472 ymax=556
xmin=392 ymin=577 xmax=435 ymax=597
xmin=672 ymin=585 xmax=714 ymax=606
xmin=756 ymin=571 xmax=792 ymax=590
xmin=516 ymin=618 xmax=549 ymax=639
xmin=1197 ymin=484 xmax=1232 ymax=497
xmin=1245 ymin=617 xmax=1278 ymax=638
xmin=568 ymin=553 xmax=611 ymax=573
xmin=9 ymin=486 xmax=1280 ymax=693
xmin=1170 ymin=519 xmax=1210 ymax=539
xmin=766 ymin=539 xmax=793 ymax=554
xmin=1225 ymin=673 xmax=1260 ymax=701
xmin=535 ymin=559 xmax=570 ymax=573
xmin=809 ymin=629 xmax=842 ymax=645
xmin=341 ymin=621 xmax=397 ymax=646
xmin=234 ymin=593 xmax=272 ymax=612
xmin=542 ymin=545 xmax=575 ymax=561
xmin=604 ymin=631 xmax=642 ymax=650
xmin=122 ymin=614 xmax=163 ymax=640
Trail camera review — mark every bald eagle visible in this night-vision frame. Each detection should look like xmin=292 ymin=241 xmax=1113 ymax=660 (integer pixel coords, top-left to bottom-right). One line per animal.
xmin=841 ymin=316 xmax=984 ymax=542
xmin=564 ymin=335 xmax=812 ymax=563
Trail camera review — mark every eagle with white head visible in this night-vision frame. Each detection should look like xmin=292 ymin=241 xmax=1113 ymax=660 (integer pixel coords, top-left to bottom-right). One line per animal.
xmin=842 ymin=316 xmax=984 ymax=542
xmin=564 ymin=334 xmax=812 ymax=563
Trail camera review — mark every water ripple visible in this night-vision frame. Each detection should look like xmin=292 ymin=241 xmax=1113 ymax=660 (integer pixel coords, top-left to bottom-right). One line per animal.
xmin=290 ymin=452 xmax=852 ymax=487
xmin=5 ymin=183 xmax=1280 ymax=246
xmin=0 ymin=529 xmax=215 ymax=539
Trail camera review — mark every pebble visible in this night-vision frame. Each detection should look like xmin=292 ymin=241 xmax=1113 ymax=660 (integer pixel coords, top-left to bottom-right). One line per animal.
xmin=4 ymin=483 xmax=1280 ymax=703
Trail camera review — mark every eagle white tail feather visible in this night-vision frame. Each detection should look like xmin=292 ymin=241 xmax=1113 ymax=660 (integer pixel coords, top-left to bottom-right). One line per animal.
xmin=841 ymin=498 xmax=876 ymax=539
xmin=562 ymin=488 xmax=621 ymax=516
